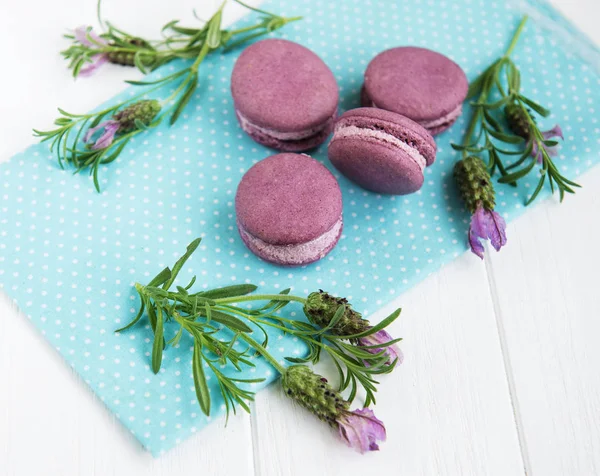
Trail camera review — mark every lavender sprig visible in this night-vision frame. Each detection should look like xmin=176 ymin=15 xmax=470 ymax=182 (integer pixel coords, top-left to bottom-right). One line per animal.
xmin=454 ymin=156 xmax=507 ymax=258
xmin=61 ymin=0 xmax=301 ymax=77
xmin=452 ymin=15 xmax=580 ymax=206
xmin=35 ymin=1 xmax=301 ymax=192
xmin=117 ymin=238 xmax=403 ymax=419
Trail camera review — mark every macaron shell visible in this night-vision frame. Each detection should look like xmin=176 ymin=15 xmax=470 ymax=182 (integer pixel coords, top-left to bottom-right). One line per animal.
xmin=328 ymin=138 xmax=424 ymax=195
xmin=235 ymin=109 xmax=336 ymax=152
xmin=363 ymin=46 xmax=468 ymax=124
xmin=231 ymin=39 xmax=339 ymax=133
xmin=336 ymin=107 xmax=437 ymax=166
xmin=235 ymin=153 xmax=343 ymax=245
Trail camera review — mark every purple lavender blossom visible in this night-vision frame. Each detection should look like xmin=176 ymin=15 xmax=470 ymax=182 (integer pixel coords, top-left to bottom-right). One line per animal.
xmin=282 ymin=365 xmax=387 ymax=453
xmin=358 ymin=329 xmax=403 ymax=366
xmin=469 ymin=204 xmax=507 ymax=259
xmin=84 ymin=120 xmax=120 ymax=149
xmin=338 ymin=408 xmax=387 ymax=453
xmin=74 ymin=26 xmax=109 ymax=77
xmin=531 ymin=125 xmax=563 ymax=164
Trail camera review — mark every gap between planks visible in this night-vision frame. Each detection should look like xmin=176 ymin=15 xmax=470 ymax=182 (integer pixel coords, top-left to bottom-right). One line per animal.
xmin=484 ymin=249 xmax=532 ymax=475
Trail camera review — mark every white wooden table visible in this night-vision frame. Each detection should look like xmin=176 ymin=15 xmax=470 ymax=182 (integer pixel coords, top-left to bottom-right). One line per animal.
xmin=1 ymin=1 xmax=599 ymax=475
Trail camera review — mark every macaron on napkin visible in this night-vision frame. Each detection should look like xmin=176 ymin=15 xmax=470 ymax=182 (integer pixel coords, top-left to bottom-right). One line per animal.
xmin=1 ymin=0 xmax=599 ymax=456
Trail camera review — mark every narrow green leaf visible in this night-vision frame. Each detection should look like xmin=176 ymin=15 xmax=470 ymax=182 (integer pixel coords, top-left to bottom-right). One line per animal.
xmin=92 ymin=158 xmax=101 ymax=192
xmin=125 ymin=69 xmax=188 ymax=86
xmin=148 ymin=267 xmax=172 ymax=287
xmin=486 ymin=128 xmax=525 ymax=144
xmin=507 ymin=61 xmax=521 ymax=93
xmin=285 ymin=356 xmax=311 ymax=364
xmin=176 ymin=285 xmax=189 ymax=296
xmin=473 ymin=96 xmax=510 ymax=110
xmin=115 ymin=295 xmax=146 ymax=332
xmin=483 ymin=110 xmax=502 ymax=132
xmin=167 ymin=326 xmax=184 ymax=346
xmin=450 ymin=143 xmax=484 ymax=153
xmin=206 ymin=5 xmax=224 ymax=48
xmin=184 ymin=275 xmax=197 ymax=290
xmin=498 ymin=159 xmax=537 ymax=183
xmin=169 ymin=24 xmax=202 ymax=36
xmin=228 ymin=377 xmax=265 ymax=384
xmin=324 ymin=304 xmax=346 ymax=332
xmin=559 ymin=176 xmax=581 ymax=188
xmin=206 ymin=310 xmax=253 ymax=333
xmin=492 ymin=150 xmax=518 ymax=188
xmin=133 ymin=51 xmax=148 ymax=74
xmin=163 ymin=238 xmax=202 ymax=290
xmin=335 ymin=308 xmax=402 ymax=340
xmin=525 ymin=175 xmax=546 ymax=205
xmin=147 ymin=301 xmax=158 ymax=332
xmin=466 ymin=60 xmax=499 ymax=100
xmin=170 ymin=77 xmax=197 ymax=126
xmin=223 ymin=31 xmax=272 ymax=51
xmin=204 ymin=302 xmax=212 ymax=324
xmin=152 ymin=308 xmax=164 ymax=374
xmin=145 ymin=286 xmax=169 ymax=298
xmin=193 ymin=341 xmax=211 ymax=415
xmin=543 ymin=140 xmax=559 ymax=147
xmin=99 ymin=140 xmax=128 ymax=165
xmin=519 ymin=95 xmax=551 ymax=117
xmin=198 ymin=284 xmax=257 ymax=299
xmin=495 ymin=147 xmax=525 ymax=156
xmin=162 ymin=19 xmax=180 ymax=32
xmin=252 ymin=288 xmax=291 ymax=312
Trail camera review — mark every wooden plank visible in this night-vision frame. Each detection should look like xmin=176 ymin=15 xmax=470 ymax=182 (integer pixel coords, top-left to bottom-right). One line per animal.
xmin=486 ymin=167 xmax=600 ymax=476
xmin=250 ymin=256 xmax=525 ymax=476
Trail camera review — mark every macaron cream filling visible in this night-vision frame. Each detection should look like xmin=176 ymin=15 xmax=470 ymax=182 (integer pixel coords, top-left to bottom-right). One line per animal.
xmin=236 ymin=109 xmax=335 ymax=142
xmin=332 ymin=124 xmax=427 ymax=171
xmin=238 ymin=216 xmax=343 ymax=265
xmin=418 ymin=104 xmax=463 ymax=130
xmin=364 ymin=89 xmax=462 ymax=133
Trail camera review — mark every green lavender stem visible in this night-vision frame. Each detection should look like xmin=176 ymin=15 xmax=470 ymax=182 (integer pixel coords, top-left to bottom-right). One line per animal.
xmin=214 ymin=294 xmax=307 ymax=305
xmin=504 ymin=16 xmax=529 ymax=57
xmin=239 ymin=333 xmax=286 ymax=374
xmin=461 ymin=16 xmax=528 ymax=153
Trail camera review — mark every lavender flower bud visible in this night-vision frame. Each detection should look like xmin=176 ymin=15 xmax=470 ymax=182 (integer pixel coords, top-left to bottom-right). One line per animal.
xmin=453 ymin=156 xmax=496 ymax=214
xmin=303 ymin=291 xmax=370 ymax=336
xmin=504 ymin=103 xmax=532 ymax=139
xmin=282 ymin=365 xmax=387 ymax=453
xmin=107 ymin=51 xmax=136 ymax=66
xmin=107 ymin=39 xmax=151 ymax=67
xmin=113 ymin=99 xmax=161 ymax=132
xmin=281 ymin=365 xmax=349 ymax=426
xmin=455 ymin=157 xmax=507 ymax=258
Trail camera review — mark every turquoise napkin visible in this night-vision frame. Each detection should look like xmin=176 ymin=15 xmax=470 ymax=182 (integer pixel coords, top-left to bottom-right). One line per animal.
xmin=0 ymin=0 xmax=598 ymax=456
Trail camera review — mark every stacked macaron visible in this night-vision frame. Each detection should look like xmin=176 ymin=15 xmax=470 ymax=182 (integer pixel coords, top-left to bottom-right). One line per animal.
xmin=361 ymin=47 xmax=468 ymax=136
xmin=231 ymin=40 xmax=468 ymax=266
xmin=328 ymin=108 xmax=437 ymax=195
xmin=231 ymin=39 xmax=339 ymax=152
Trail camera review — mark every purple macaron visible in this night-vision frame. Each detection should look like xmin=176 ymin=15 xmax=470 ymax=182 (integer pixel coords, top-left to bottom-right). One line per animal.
xmin=235 ymin=153 xmax=343 ymax=266
xmin=231 ymin=39 xmax=339 ymax=152
xmin=361 ymin=47 xmax=468 ymax=135
xmin=328 ymin=108 xmax=436 ymax=195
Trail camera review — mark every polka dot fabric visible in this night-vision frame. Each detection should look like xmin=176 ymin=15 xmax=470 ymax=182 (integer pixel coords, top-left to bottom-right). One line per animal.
xmin=1 ymin=0 xmax=599 ymax=457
